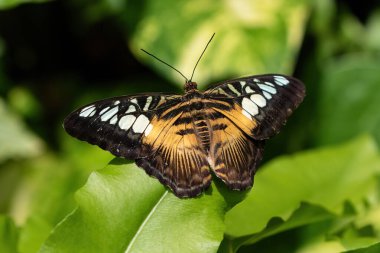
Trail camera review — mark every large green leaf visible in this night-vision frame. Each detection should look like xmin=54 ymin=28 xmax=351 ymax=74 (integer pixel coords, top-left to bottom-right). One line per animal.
xmin=130 ymin=0 xmax=309 ymax=88
xmin=39 ymin=159 xmax=228 ymax=253
xmin=316 ymin=55 xmax=380 ymax=146
xmin=224 ymin=136 xmax=380 ymax=248
xmin=219 ymin=202 xmax=337 ymax=253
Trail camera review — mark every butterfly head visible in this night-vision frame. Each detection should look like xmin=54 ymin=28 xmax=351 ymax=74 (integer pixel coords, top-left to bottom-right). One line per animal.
xmin=185 ymin=80 xmax=198 ymax=92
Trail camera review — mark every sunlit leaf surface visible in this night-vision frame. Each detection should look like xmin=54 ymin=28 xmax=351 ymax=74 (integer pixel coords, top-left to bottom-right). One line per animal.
xmin=131 ymin=0 xmax=309 ymax=88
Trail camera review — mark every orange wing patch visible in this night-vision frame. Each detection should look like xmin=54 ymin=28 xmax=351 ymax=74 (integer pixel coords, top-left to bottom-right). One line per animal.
xmin=207 ymin=98 xmax=258 ymax=138
xmin=138 ymin=109 xmax=211 ymax=198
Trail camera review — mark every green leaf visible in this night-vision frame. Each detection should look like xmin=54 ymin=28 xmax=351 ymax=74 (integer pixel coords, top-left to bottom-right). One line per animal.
xmin=39 ymin=159 xmax=228 ymax=253
xmin=366 ymin=10 xmax=380 ymax=52
xmin=219 ymin=202 xmax=336 ymax=253
xmin=317 ymin=55 xmax=380 ymax=146
xmin=0 ymin=0 xmax=50 ymax=10
xmin=131 ymin=0 xmax=310 ymax=88
xmin=344 ymin=242 xmax=380 ymax=253
xmin=0 ymin=99 xmax=43 ymax=163
xmin=224 ymin=135 xmax=380 ymax=248
xmin=0 ymin=215 xmax=19 ymax=253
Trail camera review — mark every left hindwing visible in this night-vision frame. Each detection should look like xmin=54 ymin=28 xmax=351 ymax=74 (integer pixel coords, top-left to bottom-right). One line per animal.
xmin=204 ymin=74 xmax=305 ymax=139
xmin=63 ymin=93 xmax=182 ymax=159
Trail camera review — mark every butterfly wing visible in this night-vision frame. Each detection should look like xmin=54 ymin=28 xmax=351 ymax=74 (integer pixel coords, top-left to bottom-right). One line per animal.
xmin=63 ymin=93 xmax=182 ymax=159
xmin=137 ymin=105 xmax=212 ymax=198
xmin=64 ymin=74 xmax=305 ymax=197
xmin=204 ymin=74 xmax=305 ymax=189
xmin=205 ymin=74 xmax=305 ymax=140
xmin=205 ymin=110 xmax=264 ymax=190
xmin=64 ymin=94 xmax=211 ymax=198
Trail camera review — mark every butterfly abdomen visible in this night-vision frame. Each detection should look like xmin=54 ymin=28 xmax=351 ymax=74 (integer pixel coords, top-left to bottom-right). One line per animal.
xmin=193 ymin=116 xmax=211 ymax=152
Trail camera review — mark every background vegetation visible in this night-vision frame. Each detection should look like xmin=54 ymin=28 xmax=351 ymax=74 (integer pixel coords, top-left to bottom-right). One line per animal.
xmin=1 ymin=0 xmax=380 ymax=252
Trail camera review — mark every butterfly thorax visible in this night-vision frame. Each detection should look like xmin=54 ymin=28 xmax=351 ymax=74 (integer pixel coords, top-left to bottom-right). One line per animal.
xmin=184 ymin=81 xmax=198 ymax=92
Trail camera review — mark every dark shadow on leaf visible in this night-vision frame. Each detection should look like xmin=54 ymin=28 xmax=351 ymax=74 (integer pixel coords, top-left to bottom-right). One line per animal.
xmin=109 ymin=157 xmax=134 ymax=165
xmin=212 ymin=174 xmax=249 ymax=210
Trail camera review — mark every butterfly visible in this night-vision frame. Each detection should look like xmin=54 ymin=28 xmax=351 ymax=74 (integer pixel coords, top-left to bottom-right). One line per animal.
xmin=64 ymin=73 xmax=305 ymax=198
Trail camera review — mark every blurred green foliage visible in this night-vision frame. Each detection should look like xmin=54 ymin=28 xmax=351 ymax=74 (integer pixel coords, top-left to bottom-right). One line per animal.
xmin=0 ymin=0 xmax=49 ymax=10
xmin=0 ymin=0 xmax=380 ymax=252
xmin=131 ymin=0 xmax=309 ymax=87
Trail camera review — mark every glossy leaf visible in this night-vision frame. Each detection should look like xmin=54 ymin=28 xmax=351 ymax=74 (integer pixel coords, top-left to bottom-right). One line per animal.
xmin=39 ymin=159 xmax=228 ymax=253
xmin=219 ymin=202 xmax=336 ymax=253
xmin=224 ymin=136 xmax=380 ymax=247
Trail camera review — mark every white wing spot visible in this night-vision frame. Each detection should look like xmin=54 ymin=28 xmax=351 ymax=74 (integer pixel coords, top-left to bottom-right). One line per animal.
xmin=242 ymin=97 xmax=259 ymax=116
xmin=245 ymin=86 xmax=255 ymax=94
xmin=258 ymin=84 xmax=277 ymax=94
xmin=114 ymin=100 xmax=120 ymax=105
xmin=101 ymin=106 xmax=118 ymax=122
xmin=263 ymin=91 xmax=272 ymax=99
xmin=250 ymin=94 xmax=266 ymax=107
xmin=130 ymin=98 xmax=138 ymax=104
xmin=144 ymin=124 xmax=153 ymax=136
xmin=264 ymin=81 xmax=275 ymax=87
xmin=253 ymin=78 xmax=260 ymax=82
xmin=217 ymin=88 xmax=229 ymax=96
xmin=89 ymin=110 xmax=96 ymax=117
xmin=143 ymin=96 xmax=152 ymax=111
xmin=119 ymin=115 xmax=136 ymax=131
xmin=110 ymin=115 xmax=118 ymax=125
xmin=274 ymin=76 xmax=289 ymax=86
xmin=99 ymin=107 xmax=110 ymax=115
xmin=133 ymin=115 xmax=150 ymax=133
xmin=242 ymin=109 xmax=252 ymax=119
xmin=239 ymin=81 xmax=247 ymax=87
xmin=79 ymin=105 xmax=96 ymax=117
xmin=126 ymin=105 xmax=136 ymax=113
xmin=80 ymin=105 xmax=94 ymax=112
xmin=227 ymin=83 xmax=241 ymax=96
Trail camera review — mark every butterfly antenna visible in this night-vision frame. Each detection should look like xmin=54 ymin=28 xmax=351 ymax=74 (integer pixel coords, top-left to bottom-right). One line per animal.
xmin=189 ymin=33 xmax=215 ymax=82
xmin=140 ymin=48 xmax=188 ymax=82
